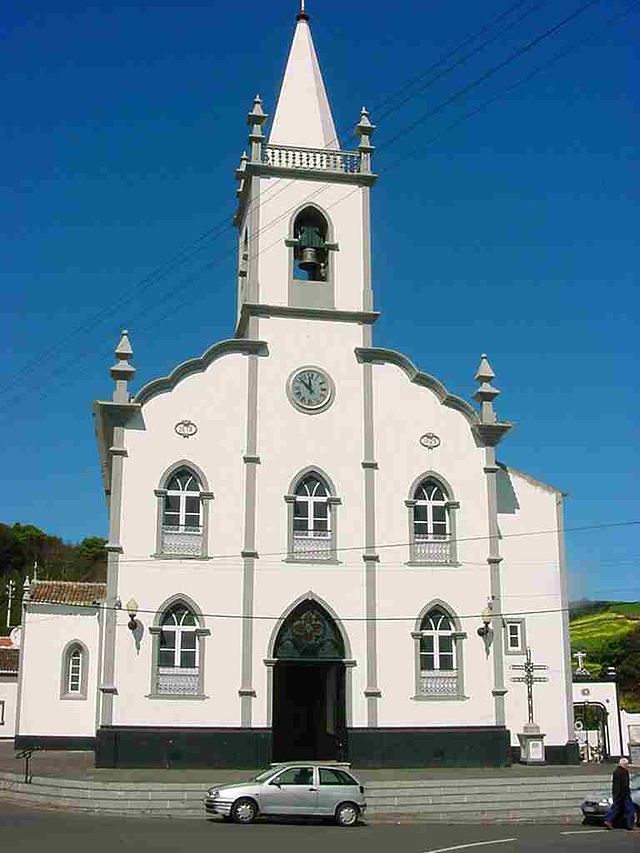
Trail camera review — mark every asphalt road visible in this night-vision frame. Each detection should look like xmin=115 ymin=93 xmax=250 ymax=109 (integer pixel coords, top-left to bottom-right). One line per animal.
xmin=1 ymin=801 xmax=638 ymax=853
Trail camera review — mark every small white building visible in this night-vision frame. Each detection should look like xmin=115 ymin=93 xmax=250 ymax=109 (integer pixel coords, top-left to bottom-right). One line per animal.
xmin=14 ymin=8 xmax=577 ymax=767
xmin=0 ymin=644 xmax=20 ymax=740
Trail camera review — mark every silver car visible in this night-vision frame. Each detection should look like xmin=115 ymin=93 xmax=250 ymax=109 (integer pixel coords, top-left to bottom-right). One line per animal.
xmin=581 ymin=772 xmax=640 ymax=824
xmin=204 ymin=762 xmax=366 ymax=826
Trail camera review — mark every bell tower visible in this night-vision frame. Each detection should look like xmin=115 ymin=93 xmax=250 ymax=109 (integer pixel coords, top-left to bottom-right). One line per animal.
xmin=233 ymin=5 xmax=377 ymax=337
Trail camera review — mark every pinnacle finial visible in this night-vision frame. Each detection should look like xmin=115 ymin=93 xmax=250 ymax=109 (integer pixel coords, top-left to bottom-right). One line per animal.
xmin=297 ymin=0 xmax=309 ymax=21
xmin=473 ymin=352 xmax=500 ymax=424
xmin=110 ymin=329 xmax=135 ymax=403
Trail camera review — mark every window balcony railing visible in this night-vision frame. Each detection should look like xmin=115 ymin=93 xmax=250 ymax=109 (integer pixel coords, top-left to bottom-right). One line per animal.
xmin=161 ymin=525 xmax=204 ymax=557
xmin=292 ymin=529 xmax=333 ymax=561
xmin=156 ymin=667 xmax=199 ymax=695
xmin=419 ymin=670 xmax=458 ymax=697
xmin=263 ymin=144 xmax=361 ymax=175
xmin=413 ymin=535 xmax=453 ymax=564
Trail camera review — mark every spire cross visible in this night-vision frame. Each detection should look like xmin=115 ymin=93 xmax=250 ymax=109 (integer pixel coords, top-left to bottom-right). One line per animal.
xmin=297 ymin=0 xmax=309 ymax=21
xmin=510 ymin=647 xmax=548 ymax=725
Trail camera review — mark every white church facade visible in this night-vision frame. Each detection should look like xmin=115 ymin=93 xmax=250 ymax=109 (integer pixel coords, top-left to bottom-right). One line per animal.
xmin=14 ymin=8 xmax=578 ymax=767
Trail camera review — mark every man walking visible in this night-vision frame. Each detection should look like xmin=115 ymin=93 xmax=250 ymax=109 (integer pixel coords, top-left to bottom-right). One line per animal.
xmin=604 ymin=757 xmax=635 ymax=830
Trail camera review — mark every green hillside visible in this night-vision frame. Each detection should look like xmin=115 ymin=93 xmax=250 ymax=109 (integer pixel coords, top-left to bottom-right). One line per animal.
xmin=570 ymin=601 xmax=640 ymax=711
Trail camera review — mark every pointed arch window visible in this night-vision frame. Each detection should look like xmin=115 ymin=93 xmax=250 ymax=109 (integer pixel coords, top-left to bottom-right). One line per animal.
xmin=154 ymin=464 xmax=213 ymax=558
xmin=60 ymin=641 xmax=88 ymax=700
xmin=292 ymin=207 xmax=329 ymax=282
xmin=285 ymin=471 xmax=341 ymax=562
xmin=406 ymin=476 xmax=459 ymax=564
xmin=149 ymin=599 xmax=210 ymax=698
xmin=412 ymin=605 xmax=466 ymax=700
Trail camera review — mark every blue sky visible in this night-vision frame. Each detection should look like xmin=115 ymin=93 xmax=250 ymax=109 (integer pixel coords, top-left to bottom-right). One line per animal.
xmin=2 ymin=0 xmax=638 ymax=601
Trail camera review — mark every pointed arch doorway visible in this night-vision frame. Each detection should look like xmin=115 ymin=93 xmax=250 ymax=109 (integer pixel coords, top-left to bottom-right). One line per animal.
xmin=271 ymin=600 xmax=348 ymax=762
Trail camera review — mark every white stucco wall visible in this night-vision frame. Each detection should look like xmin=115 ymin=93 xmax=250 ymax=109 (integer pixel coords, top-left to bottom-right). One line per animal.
xmin=0 ymin=677 xmax=18 ymax=739
xmin=106 ymin=318 xmax=570 ymax=748
xmin=18 ymin=604 xmax=100 ymax=738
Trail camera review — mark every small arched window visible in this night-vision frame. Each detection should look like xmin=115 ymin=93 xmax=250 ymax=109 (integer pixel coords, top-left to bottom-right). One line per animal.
xmin=155 ymin=465 xmax=213 ymax=558
xmin=412 ymin=605 xmax=465 ymax=700
xmin=61 ymin=641 xmax=88 ymax=700
xmin=292 ymin=207 xmax=329 ymax=282
xmin=286 ymin=471 xmax=340 ymax=562
xmin=150 ymin=600 xmax=209 ymax=697
xmin=407 ymin=477 xmax=458 ymax=564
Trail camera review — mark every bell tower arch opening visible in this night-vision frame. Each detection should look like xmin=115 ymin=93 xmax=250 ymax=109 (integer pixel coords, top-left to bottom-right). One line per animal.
xmin=271 ymin=599 xmax=348 ymax=762
xmin=292 ymin=206 xmax=329 ymax=282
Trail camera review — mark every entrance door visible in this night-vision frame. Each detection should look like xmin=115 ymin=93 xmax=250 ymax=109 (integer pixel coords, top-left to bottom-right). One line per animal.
xmin=271 ymin=600 xmax=348 ymax=762
xmin=272 ymin=661 xmax=346 ymax=761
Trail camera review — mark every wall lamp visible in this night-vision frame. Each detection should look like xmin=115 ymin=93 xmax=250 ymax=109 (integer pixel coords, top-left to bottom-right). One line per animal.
xmin=126 ymin=598 xmax=139 ymax=631
xmin=477 ymin=602 xmax=493 ymax=638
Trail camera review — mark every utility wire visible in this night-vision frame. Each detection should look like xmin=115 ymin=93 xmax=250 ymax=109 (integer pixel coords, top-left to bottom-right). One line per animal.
xmin=0 ymin=0 xmax=558 ymax=398
xmin=1 ymin=0 xmax=632 ymax=419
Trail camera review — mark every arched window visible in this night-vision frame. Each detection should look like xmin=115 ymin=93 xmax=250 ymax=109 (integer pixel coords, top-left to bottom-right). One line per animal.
xmin=155 ymin=464 xmax=213 ymax=558
xmin=406 ymin=476 xmax=459 ymax=564
xmin=60 ymin=641 xmax=88 ymax=700
xmin=412 ymin=604 xmax=466 ymax=700
xmin=150 ymin=599 xmax=209 ymax=697
xmin=285 ymin=470 xmax=341 ymax=562
xmin=292 ymin=207 xmax=329 ymax=282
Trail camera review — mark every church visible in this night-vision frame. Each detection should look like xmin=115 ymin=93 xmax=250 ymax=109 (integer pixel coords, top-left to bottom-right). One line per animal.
xmin=12 ymin=7 xmax=577 ymax=767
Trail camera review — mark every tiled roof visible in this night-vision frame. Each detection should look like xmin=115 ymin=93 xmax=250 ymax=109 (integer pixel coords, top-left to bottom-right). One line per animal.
xmin=0 ymin=647 xmax=19 ymax=674
xmin=29 ymin=580 xmax=106 ymax=607
xmin=0 ymin=637 xmax=13 ymax=647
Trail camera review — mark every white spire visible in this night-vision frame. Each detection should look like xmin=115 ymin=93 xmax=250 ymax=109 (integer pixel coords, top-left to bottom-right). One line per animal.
xmin=269 ymin=10 xmax=339 ymax=150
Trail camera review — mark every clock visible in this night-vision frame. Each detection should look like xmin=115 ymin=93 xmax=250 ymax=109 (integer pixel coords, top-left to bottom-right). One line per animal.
xmin=287 ymin=366 xmax=334 ymax=413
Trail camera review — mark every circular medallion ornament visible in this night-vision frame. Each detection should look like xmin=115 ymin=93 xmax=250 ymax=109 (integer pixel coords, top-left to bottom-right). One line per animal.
xmin=174 ymin=419 xmax=198 ymax=439
xmin=420 ymin=432 xmax=441 ymax=450
xmin=287 ymin=366 xmax=335 ymax=414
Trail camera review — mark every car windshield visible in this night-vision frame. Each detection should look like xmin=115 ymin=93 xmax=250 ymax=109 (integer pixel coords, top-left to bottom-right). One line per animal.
xmin=251 ymin=768 xmax=280 ymax=783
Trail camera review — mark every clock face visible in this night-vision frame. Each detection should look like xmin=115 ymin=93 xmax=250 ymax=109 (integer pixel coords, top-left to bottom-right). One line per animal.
xmin=288 ymin=367 xmax=334 ymax=412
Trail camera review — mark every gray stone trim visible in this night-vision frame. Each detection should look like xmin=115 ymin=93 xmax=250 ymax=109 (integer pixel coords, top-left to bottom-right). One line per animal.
xmin=60 ymin=639 xmax=89 ymax=700
xmin=94 ymin=603 xmax=105 ymax=731
xmin=483 ymin=446 xmax=507 ymax=727
xmin=247 ymin=174 xmax=261 ymax=306
xmin=93 ymin=399 xmax=141 ymax=495
xmin=14 ymin=600 xmax=28 ymax=737
xmin=134 ymin=339 xmax=269 ymax=404
xmin=236 ymin=303 xmax=379 ymax=337
xmin=361 ymin=358 xmax=380 ymax=726
xmin=99 ymin=421 xmax=126 ymax=727
xmin=556 ymin=491 xmax=576 ymax=749
xmin=504 ymin=617 xmax=527 ymax=655
xmin=406 ymin=471 xmax=459 ymax=565
xmin=240 ymin=353 xmax=260 ymax=726
xmin=405 ymin=561 xmax=463 ymax=568
xmin=154 ymin=460 xmax=213 ymax=559
xmin=285 ymin=365 xmax=336 ymax=415
xmin=264 ymin=596 xmax=355 ymax=729
xmin=284 ymin=466 xmax=340 ymax=562
xmin=145 ymin=693 xmax=208 ymax=701
xmin=412 ymin=600 xmax=466 ymax=701
xmin=361 ymin=186 xmax=373 ymax=312
xmin=355 ymin=347 xmax=479 ymax=426
xmin=149 ymin=594 xmax=209 ymax=699
xmin=244 ymin=160 xmax=377 ymax=187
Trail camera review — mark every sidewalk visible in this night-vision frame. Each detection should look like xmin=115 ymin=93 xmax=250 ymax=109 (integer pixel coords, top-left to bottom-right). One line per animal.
xmin=0 ymin=740 xmax=610 ymax=783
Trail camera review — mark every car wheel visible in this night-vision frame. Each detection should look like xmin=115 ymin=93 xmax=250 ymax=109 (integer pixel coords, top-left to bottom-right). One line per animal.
xmin=335 ymin=801 xmax=359 ymax=827
xmin=231 ymin=798 xmax=258 ymax=824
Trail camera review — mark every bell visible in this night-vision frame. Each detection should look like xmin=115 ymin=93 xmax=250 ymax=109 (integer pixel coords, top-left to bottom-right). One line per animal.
xmin=298 ymin=247 xmax=320 ymax=275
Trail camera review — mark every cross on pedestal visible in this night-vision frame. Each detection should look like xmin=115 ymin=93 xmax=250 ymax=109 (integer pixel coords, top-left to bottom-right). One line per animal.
xmin=573 ymin=650 xmax=589 ymax=675
xmin=510 ymin=647 xmax=548 ymax=725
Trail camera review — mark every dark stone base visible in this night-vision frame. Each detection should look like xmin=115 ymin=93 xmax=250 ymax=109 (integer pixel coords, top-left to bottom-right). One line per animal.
xmin=95 ymin=726 xmax=272 ymax=768
xmin=14 ymin=735 xmax=95 ymax=751
xmin=95 ymin=725 xmax=513 ymax=768
xmin=510 ymin=740 xmax=581 ymax=765
xmin=348 ymin=726 xmax=511 ymax=767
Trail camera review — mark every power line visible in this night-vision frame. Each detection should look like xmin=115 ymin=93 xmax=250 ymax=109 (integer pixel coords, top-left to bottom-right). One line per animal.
xmin=107 ymin=519 xmax=640 ymax=565
xmin=0 ymin=0 xmax=567 ymax=405
xmin=2 ymin=0 xmax=633 ymax=416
